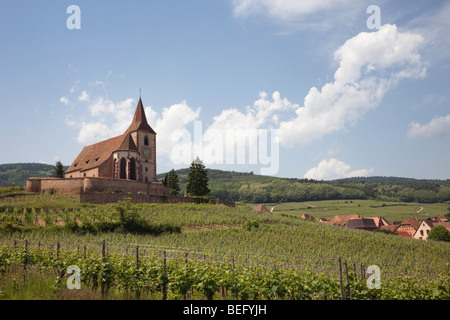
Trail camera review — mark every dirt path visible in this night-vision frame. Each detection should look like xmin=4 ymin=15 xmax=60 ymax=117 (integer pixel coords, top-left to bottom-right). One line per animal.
xmin=302 ymin=202 xmax=318 ymax=208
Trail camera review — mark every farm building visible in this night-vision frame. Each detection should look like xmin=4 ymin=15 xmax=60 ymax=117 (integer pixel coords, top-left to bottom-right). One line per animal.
xmin=396 ymin=218 xmax=421 ymax=238
xmin=253 ymin=204 xmax=271 ymax=213
xmin=347 ymin=218 xmax=378 ymax=231
xmin=301 ymin=214 xmax=315 ymax=221
xmin=366 ymin=216 xmax=390 ymax=228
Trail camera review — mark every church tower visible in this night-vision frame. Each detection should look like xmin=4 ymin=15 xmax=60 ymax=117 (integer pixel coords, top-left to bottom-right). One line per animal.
xmin=124 ymin=98 xmax=157 ymax=183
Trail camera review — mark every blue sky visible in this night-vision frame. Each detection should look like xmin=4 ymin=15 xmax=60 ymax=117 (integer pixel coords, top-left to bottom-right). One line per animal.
xmin=1 ymin=0 xmax=450 ymax=180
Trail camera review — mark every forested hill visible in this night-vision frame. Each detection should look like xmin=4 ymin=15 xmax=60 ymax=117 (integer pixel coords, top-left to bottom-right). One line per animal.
xmin=157 ymin=169 xmax=450 ymax=204
xmin=0 ymin=163 xmax=69 ymax=187
xmin=2 ymin=163 xmax=450 ymax=204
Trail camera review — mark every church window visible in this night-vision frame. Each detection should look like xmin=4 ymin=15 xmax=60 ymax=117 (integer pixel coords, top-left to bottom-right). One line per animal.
xmin=129 ymin=158 xmax=136 ymax=181
xmin=144 ymin=135 xmax=149 ymax=146
xmin=120 ymin=158 xmax=127 ymax=179
xmin=145 ymin=177 xmax=148 ymax=182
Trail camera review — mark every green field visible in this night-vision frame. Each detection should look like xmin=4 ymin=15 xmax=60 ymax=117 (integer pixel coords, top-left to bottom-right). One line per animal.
xmin=265 ymin=200 xmax=449 ymax=223
xmin=0 ymin=192 xmax=449 ymax=300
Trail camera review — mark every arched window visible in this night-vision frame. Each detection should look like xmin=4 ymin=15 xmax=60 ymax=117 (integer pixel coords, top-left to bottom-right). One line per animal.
xmin=129 ymin=158 xmax=136 ymax=181
xmin=144 ymin=135 xmax=149 ymax=146
xmin=119 ymin=158 xmax=127 ymax=179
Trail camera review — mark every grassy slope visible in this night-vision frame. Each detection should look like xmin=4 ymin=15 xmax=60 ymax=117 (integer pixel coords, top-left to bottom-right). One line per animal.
xmin=0 ymin=194 xmax=449 ymax=280
xmin=270 ymin=200 xmax=449 ymax=222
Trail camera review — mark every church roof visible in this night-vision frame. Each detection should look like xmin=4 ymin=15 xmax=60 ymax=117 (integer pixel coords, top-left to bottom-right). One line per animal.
xmin=66 ymin=134 xmax=126 ymax=174
xmin=125 ymin=98 xmax=156 ymax=134
xmin=117 ymin=132 xmax=138 ymax=151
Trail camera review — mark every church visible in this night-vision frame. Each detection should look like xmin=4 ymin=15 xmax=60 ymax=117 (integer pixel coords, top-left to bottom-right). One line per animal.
xmin=26 ymin=98 xmax=171 ymax=196
xmin=65 ymin=97 xmax=157 ymax=182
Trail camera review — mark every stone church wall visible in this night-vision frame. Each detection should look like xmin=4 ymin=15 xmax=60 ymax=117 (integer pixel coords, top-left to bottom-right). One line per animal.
xmin=26 ymin=177 xmax=170 ymax=196
xmin=26 ymin=177 xmax=85 ymax=194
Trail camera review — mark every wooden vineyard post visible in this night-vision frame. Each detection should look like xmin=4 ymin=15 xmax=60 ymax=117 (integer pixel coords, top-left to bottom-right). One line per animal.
xmin=135 ymin=246 xmax=139 ymax=269
xmin=101 ymin=240 xmax=106 ymax=298
xmin=344 ymin=260 xmax=352 ymax=300
xmin=162 ymin=250 xmax=167 ymax=300
xmin=101 ymin=240 xmax=106 ymax=262
xmin=56 ymin=241 xmax=60 ymax=259
xmin=338 ymin=256 xmax=344 ymax=300
xmin=83 ymin=246 xmax=87 ymax=260
xmin=360 ymin=262 xmax=364 ymax=280
xmin=353 ymin=262 xmax=357 ymax=282
xmin=184 ymin=251 xmax=188 ymax=264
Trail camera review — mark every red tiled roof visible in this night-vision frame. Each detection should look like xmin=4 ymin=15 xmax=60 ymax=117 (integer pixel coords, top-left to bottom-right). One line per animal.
xmin=253 ymin=204 xmax=271 ymax=213
xmin=66 ymin=134 xmax=128 ymax=174
xmin=332 ymin=214 xmax=360 ymax=222
xmin=301 ymin=214 xmax=315 ymax=221
xmin=400 ymin=218 xmax=421 ymax=231
xmin=380 ymin=224 xmax=399 ymax=232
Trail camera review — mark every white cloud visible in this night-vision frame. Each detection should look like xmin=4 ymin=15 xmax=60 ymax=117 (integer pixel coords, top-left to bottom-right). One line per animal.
xmin=76 ymin=97 xmax=135 ymax=144
xmin=76 ymin=122 xmax=112 ymax=145
xmin=151 ymin=101 xmax=201 ymax=156
xmin=304 ymin=158 xmax=374 ymax=180
xmin=232 ymin=0 xmax=352 ymax=20
xmin=69 ymin=80 xmax=80 ymax=94
xmin=60 ymin=96 xmax=70 ymax=106
xmin=78 ymin=90 xmax=90 ymax=102
xmin=407 ymin=114 xmax=450 ymax=139
xmin=279 ymin=24 xmax=426 ymax=148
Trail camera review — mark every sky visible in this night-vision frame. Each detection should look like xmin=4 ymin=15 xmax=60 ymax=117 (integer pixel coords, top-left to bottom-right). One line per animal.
xmin=1 ymin=0 xmax=450 ymax=180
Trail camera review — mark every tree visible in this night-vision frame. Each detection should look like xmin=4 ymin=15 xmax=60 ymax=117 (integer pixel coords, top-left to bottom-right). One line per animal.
xmin=445 ymin=207 xmax=450 ymax=220
xmin=186 ymin=157 xmax=210 ymax=196
xmin=162 ymin=174 xmax=168 ymax=187
xmin=428 ymin=225 xmax=450 ymax=242
xmin=167 ymin=169 xmax=181 ymax=196
xmin=54 ymin=161 xmax=65 ymax=178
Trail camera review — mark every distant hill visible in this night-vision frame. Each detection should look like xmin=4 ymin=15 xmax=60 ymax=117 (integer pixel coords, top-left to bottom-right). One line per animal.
xmin=0 ymin=163 xmax=69 ymax=187
xmin=2 ymin=163 xmax=450 ymax=204
xmin=157 ymin=169 xmax=450 ymax=204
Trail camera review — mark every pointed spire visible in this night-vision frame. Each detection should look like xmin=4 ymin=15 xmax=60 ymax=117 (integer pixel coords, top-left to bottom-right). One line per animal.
xmin=125 ymin=97 xmax=156 ymax=134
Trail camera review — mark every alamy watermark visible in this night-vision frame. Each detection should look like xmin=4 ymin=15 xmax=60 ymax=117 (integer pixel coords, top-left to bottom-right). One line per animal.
xmin=170 ymin=121 xmax=279 ymax=175
xmin=366 ymin=265 xmax=381 ymax=289
xmin=66 ymin=265 xmax=81 ymax=290
xmin=66 ymin=5 xmax=81 ymax=30
xmin=367 ymin=5 xmax=381 ymax=30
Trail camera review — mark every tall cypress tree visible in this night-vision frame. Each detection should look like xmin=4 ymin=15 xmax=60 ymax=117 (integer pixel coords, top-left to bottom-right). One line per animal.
xmin=167 ymin=169 xmax=181 ymax=195
xmin=186 ymin=157 xmax=210 ymax=196
xmin=54 ymin=161 xmax=65 ymax=178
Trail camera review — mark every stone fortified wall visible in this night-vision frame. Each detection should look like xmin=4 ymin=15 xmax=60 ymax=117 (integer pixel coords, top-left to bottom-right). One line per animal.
xmin=26 ymin=177 xmax=236 ymax=207
xmin=26 ymin=177 xmax=170 ymax=196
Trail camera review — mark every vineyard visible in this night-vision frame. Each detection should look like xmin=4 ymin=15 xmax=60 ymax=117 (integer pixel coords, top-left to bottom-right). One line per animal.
xmin=0 ymin=193 xmax=449 ymax=300
xmin=1 ymin=239 xmax=449 ymax=300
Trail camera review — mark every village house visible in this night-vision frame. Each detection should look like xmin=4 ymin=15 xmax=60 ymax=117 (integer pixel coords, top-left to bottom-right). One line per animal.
xmin=301 ymin=214 xmax=315 ymax=221
xmin=414 ymin=219 xmax=437 ymax=240
xmin=253 ymin=204 xmax=271 ymax=214
xmin=347 ymin=218 xmax=378 ymax=231
xmin=366 ymin=216 xmax=390 ymax=228
xmin=396 ymin=218 xmax=421 ymax=238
